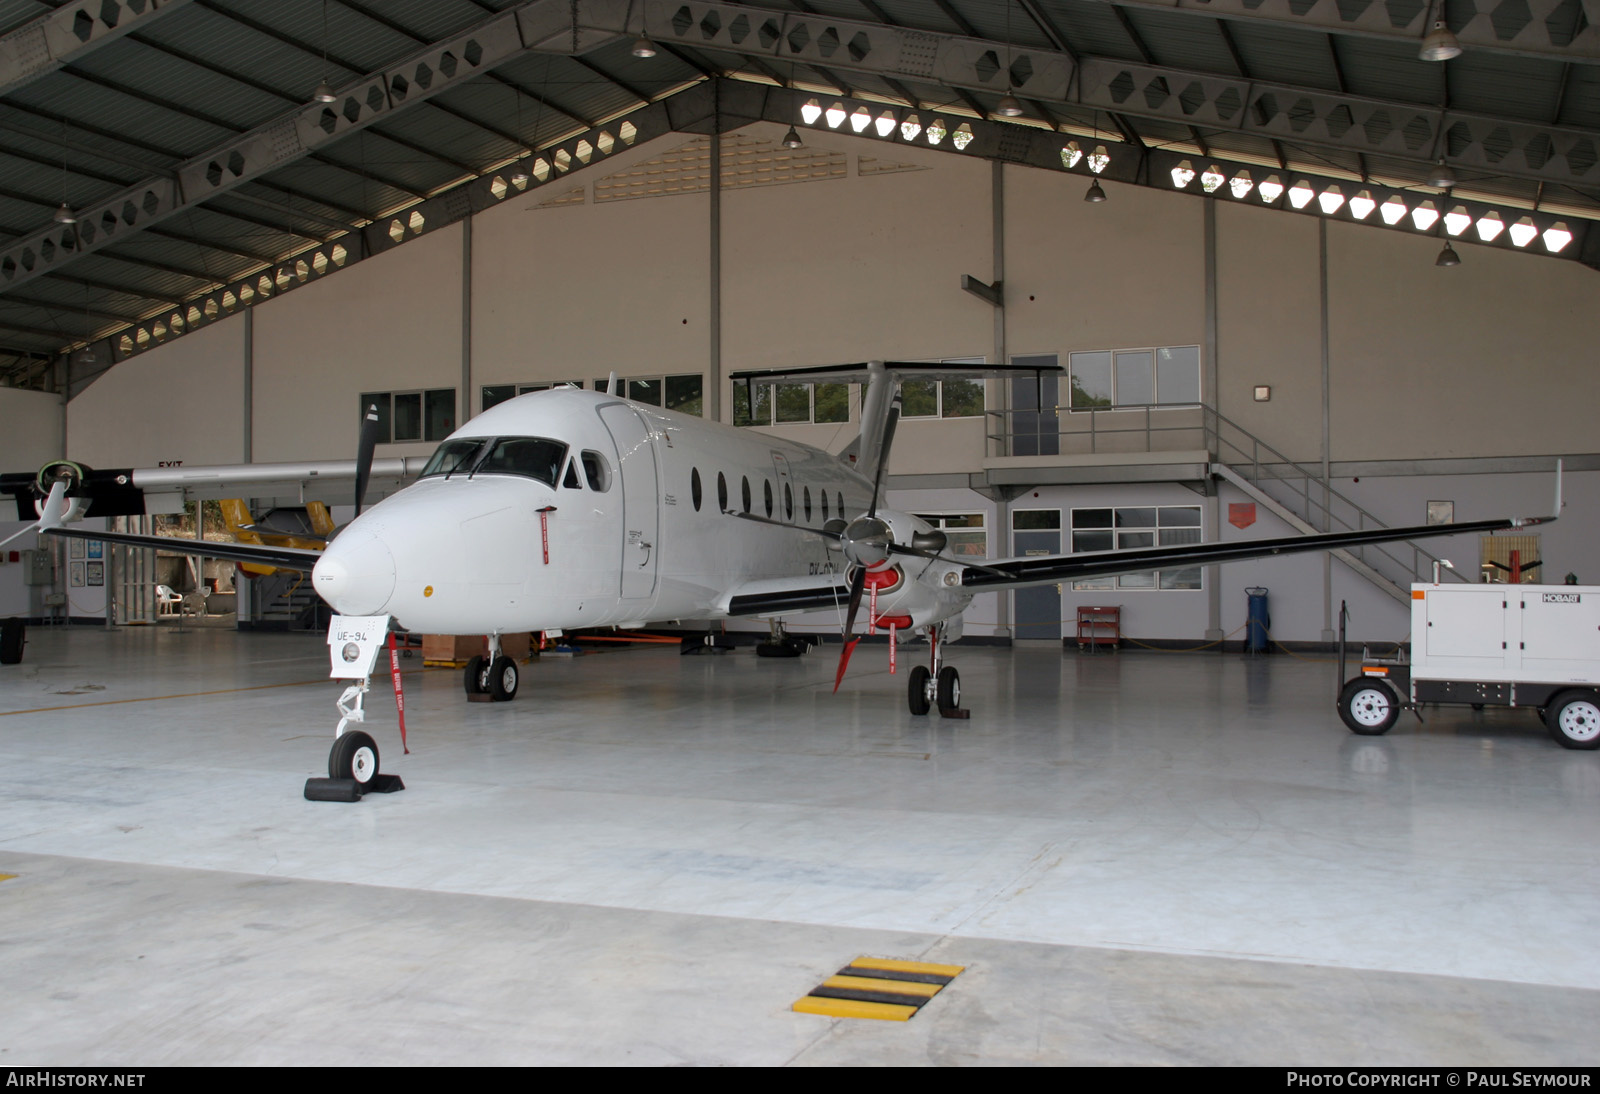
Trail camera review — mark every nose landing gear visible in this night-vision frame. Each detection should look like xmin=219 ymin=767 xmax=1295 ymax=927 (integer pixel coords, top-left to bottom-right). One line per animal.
xmin=907 ymin=623 xmax=968 ymax=719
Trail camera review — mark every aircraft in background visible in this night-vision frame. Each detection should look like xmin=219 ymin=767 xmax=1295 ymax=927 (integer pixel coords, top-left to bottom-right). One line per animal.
xmin=1 ymin=362 xmax=1560 ymax=792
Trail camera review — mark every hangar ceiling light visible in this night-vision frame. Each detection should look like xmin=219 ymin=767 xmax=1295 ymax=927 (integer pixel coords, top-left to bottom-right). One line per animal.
xmin=1435 ymin=241 xmax=1461 ymax=266
xmin=1419 ymin=19 xmax=1463 ymax=61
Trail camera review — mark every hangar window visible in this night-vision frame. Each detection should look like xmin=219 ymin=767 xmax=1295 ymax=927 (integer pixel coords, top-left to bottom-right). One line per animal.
xmin=913 ymin=513 xmax=987 ymax=559
xmin=363 ymin=389 xmax=456 ymax=443
xmin=482 ymin=381 xmax=584 ymax=411
xmin=591 ymin=373 xmax=703 ymax=415
xmin=1069 ymin=346 xmax=1201 ymax=410
xmin=735 ymin=382 xmax=851 ymax=426
xmin=1069 ymin=505 xmax=1202 ymax=590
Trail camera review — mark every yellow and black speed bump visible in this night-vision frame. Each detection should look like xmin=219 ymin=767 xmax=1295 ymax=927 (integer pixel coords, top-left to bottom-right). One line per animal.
xmin=793 ymin=957 xmax=965 ymax=1022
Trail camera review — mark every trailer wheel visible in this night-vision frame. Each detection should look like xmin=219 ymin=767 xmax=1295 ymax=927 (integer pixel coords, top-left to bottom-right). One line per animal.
xmin=1339 ymin=678 xmax=1400 ymax=736
xmin=1545 ymin=692 xmax=1600 ymax=750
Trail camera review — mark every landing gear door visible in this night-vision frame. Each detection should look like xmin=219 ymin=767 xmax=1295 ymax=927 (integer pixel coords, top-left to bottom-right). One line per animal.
xmin=599 ymin=404 xmax=659 ymax=600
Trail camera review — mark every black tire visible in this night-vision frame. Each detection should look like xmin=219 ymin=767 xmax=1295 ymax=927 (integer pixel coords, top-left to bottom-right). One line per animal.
xmin=489 ymin=656 xmax=519 ymax=702
xmin=463 ymin=654 xmax=487 ymax=696
xmin=1339 ymin=678 xmax=1400 ymax=735
xmin=329 ymin=730 xmax=379 ymax=785
xmin=937 ymin=666 xmax=961 ymax=710
xmin=0 ymin=618 xmax=23 ymax=665
xmin=1545 ymin=691 xmax=1600 ymax=750
xmin=908 ymin=665 xmax=931 ymax=716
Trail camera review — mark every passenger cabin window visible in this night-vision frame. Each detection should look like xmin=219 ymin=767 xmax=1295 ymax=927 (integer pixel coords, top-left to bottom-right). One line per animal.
xmin=475 ymin=438 xmax=568 ymax=486
xmin=717 ymin=472 xmax=728 ymax=512
xmin=581 ymin=451 xmax=611 ymax=492
xmin=691 ymin=468 xmax=702 ymax=511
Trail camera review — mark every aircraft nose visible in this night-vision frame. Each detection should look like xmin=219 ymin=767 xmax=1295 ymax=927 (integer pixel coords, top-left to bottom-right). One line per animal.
xmin=312 ymin=530 xmax=396 ymax=615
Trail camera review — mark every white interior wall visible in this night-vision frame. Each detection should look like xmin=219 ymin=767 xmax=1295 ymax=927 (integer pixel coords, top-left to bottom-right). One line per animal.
xmin=50 ymin=122 xmax=1600 ymax=639
xmin=251 ymin=222 xmax=464 ymax=463
xmin=68 ymin=316 xmax=244 ymax=468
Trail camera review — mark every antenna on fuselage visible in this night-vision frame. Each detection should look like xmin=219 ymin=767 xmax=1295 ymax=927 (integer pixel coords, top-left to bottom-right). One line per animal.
xmin=606 ymin=371 xmax=619 ymax=396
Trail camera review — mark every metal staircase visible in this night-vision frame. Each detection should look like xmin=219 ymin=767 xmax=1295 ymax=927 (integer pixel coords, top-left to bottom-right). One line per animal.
xmin=251 ymin=571 xmax=325 ymax=630
xmin=1202 ymin=407 xmax=1463 ymax=603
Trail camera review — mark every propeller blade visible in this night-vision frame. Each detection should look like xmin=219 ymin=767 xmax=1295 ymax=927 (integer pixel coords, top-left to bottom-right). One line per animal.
xmin=354 ymin=403 xmax=380 ymax=517
xmin=885 ymin=542 xmax=1014 ymax=580
xmin=833 ymin=637 xmax=861 ymax=694
xmin=867 ymin=405 xmax=899 ymax=518
xmin=832 ymin=566 xmax=869 ymax=693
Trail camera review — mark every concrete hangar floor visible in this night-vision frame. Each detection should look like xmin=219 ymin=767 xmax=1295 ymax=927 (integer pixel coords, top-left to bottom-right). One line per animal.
xmin=1 ymin=624 xmax=1597 ymax=1067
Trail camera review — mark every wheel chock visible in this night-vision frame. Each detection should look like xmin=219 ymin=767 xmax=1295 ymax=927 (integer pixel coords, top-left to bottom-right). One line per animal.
xmin=304 ymin=777 xmax=363 ymax=802
xmin=938 ymin=705 xmax=971 ymax=720
xmin=466 ymin=692 xmax=494 ymax=703
xmin=681 ymin=634 xmax=735 ymax=655
xmin=303 ymin=774 xmax=406 ymax=802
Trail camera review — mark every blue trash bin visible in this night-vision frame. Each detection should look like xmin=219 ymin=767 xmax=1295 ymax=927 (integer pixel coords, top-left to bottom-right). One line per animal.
xmin=1245 ymin=586 xmax=1270 ymax=654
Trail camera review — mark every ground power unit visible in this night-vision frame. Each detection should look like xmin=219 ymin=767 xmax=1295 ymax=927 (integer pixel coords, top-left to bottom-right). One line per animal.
xmin=1339 ymin=583 xmax=1600 ymax=749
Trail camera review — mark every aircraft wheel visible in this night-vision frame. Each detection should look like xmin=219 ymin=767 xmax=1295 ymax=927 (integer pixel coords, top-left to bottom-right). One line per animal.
xmin=936 ymin=666 xmax=961 ymax=710
xmin=463 ymin=655 xmax=488 ymax=696
xmin=489 ymin=656 xmax=519 ymax=702
xmin=329 ymin=730 xmax=379 ymax=786
xmin=908 ymin=665 xmax=932 ymax=716
xmin=1339 ymin=678 xmax=1400 ymax=736
xmin=1546 ymin=692 xmax=1600 ymax=750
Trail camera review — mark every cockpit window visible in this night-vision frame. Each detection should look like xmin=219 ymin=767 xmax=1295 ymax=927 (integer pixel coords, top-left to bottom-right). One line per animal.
xmin=420 ymin=439 xmax=487 ymax=478
xmin=562 ymin=458 xmax=581 ymax=489
xmin=475 ymin=437 xmax=568 ymax=486
xmin=581 ymin=450 xmax=611 ymax=492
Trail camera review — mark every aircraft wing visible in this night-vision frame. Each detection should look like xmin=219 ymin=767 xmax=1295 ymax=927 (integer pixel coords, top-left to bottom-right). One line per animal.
xmin=42 ymin=524 xmax=322 ymax=571
xmin=1 ymin=456 xmax=427 ymax=520
xmin=722 ymin=573 xmax=854 ymax=617
xmin=961 ymin=514 xmax=1550 ymax=591
xmin=727 ymin=360 xmax=1063 ymax=387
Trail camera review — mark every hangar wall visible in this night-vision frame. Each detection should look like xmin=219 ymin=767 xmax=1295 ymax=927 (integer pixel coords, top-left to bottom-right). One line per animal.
xmin=60 ymin=119 xmax=1600 ymax=641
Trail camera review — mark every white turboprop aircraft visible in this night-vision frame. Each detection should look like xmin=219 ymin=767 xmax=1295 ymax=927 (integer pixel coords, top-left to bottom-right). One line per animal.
xmin=3 ymin=361 xmax=1559 ymax=792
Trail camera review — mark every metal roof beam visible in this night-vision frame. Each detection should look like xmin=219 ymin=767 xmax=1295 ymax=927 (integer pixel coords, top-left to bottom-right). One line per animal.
xmin=1074 ymin=0 xmax=1600 ymax=67
xmin=626 ymin=2 xmax=1600 ymax=190
xmin=0 ymin=0 xmax=196 ymax=97
xmin=0 ymin=0 xmax=606 ymax=297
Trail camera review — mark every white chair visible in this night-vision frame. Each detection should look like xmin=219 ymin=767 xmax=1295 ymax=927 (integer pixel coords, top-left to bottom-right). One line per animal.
xmin=155 ymin=585 xmax=183 ymax=616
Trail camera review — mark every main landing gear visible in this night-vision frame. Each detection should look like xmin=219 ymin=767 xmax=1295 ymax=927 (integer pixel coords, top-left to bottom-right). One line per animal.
xmin=756 ymin=619 xmax=817 ymax=658
xmin=907 ymin=623 xmax=967 ymax=719
xmin=463 ymin=634 xmax=519 ymax=702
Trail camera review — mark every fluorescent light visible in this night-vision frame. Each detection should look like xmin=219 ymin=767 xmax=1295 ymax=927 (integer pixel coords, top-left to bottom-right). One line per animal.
xmin=1349 ymin=190 xmax=1376 ymax=220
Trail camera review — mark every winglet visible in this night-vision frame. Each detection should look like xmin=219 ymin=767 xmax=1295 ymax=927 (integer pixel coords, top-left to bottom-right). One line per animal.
xmin=1511 ymin=459 xmax=1563 ymax=528
xmin=0 ymin=481 xmax=69 ymax=549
